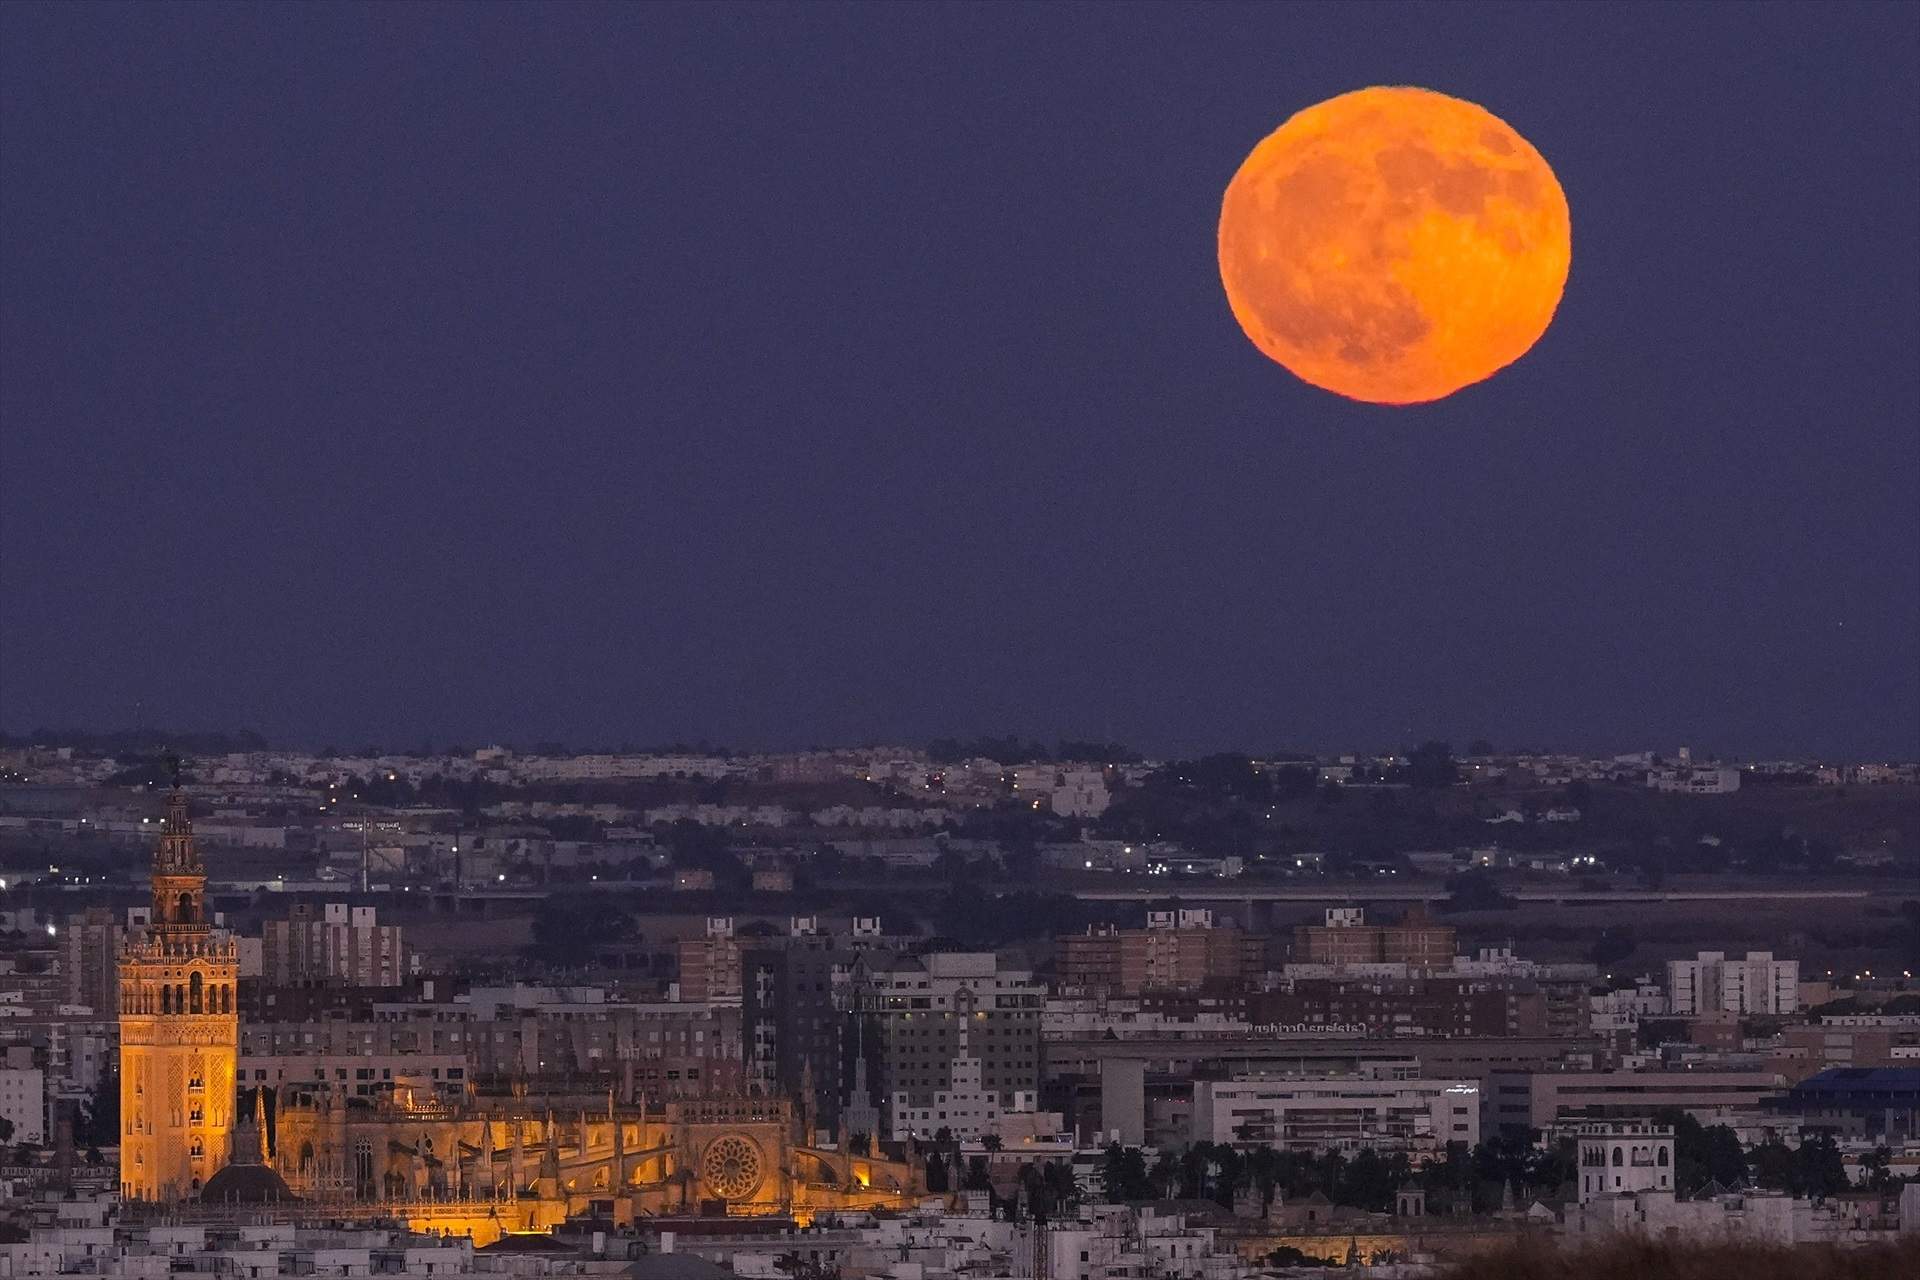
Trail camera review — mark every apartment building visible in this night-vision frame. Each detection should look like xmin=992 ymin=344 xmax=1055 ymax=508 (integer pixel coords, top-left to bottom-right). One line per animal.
xmin=849 ymin=952 xmax=1044 ymax=1138
xmin=1485 ymin=1068 xmax=1786 ymax=1133
xmin=260 ymin=903 xmax=408 ymax=988
xmin=1191 ymin=1072 xmax=1480 ymax=1155
xmin=239 ymin=1051 xmax=468 ymax=1101
xmin=239 ymin=993 xmax=743 ymax=1096
xmin=0 ymin=1065 xmax=45 ymax=1144
xmin=676 ymin=917 xmax=743 ymax=1003
xmin=58 ymin=907 xmax=126 ymax=1016
xmin=1291 ymin=906 xmax=1454 ymax=967
xmin=1668 ymin=951 xmax=1800 ymax=1016
xmin=743 ymin=934 xmax=852 ymax=1133
xmin=1251 ymin=976 xmax=1551 ymax=1038
xmin=1057 ymin=910 xmax=1266 ymax=995
xmin=1044 ymin=1205 xmax=1249 ymax=1280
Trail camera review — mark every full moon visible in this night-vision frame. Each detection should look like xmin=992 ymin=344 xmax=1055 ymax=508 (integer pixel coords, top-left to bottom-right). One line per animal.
xmin=1218 ymin=86 xmax=1570 ymax=404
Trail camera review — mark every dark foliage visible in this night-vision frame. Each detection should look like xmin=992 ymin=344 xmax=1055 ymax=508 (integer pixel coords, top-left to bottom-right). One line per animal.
xmin=1439 ymin=1237 xmax=1919 ymax=1280
xmin=528 ymin=895 xmax=634 ymax=968
xmin=1403 ymin=741 xmax=1461 ymax=790
xmin=1437 ymin=869 xmax=1518 ymax=912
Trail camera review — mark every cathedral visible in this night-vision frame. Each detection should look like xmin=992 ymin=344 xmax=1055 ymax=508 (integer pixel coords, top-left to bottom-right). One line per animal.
xmin=120 ymin=790 xmax=922 ymax=1242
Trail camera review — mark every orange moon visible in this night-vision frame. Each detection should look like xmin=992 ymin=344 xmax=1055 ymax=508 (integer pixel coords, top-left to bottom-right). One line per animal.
xmin=1218 ymin=86 xmax=1570 ymax=404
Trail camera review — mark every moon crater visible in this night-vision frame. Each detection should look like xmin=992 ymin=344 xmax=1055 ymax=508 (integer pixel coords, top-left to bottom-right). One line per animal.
xmin=1219 ymin=86 xmax=1571 ymax=404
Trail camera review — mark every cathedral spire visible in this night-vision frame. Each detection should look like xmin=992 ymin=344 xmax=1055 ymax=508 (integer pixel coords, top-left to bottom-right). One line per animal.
xmin=797 ymin=1057 xmax=817 ymax=1146
xmin=230 ymin=1089 xmax=266 ymax=1166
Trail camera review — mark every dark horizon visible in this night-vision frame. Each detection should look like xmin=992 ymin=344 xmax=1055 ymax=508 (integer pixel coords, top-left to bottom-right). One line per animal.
xmin=4 ymin=3 xmax=1917 ymax=761
xmin=0 ymin=723 xmax=1899 ymax=767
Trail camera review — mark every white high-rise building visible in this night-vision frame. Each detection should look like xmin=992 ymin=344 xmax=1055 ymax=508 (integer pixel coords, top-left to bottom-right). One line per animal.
xmin=260 ymin=902 xmax=408 ymax=988
xmin=1667 ymin=950 xmax=1799 ymax=1015
xmin=852 ymin=952 xmax=1044 ymax=1138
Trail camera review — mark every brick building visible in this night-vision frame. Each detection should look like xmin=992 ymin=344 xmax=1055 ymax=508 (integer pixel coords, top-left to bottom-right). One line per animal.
xmin=1290 ymin=906 xmax=1454 ymax=967
xmin=1252 ymin=976 xmax=1550 ymax=1038
xmin=676 ymin=916 xmax=743 ymax=1003
xmin=1057 ymin=910 xmax=1268 ymax=995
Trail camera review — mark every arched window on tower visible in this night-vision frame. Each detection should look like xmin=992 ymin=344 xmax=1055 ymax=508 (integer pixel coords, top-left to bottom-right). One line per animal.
xmin=1657 ymin=1147 xmax=1670 ymax=1167
xmin=190 ymin=972 xmax=203 ymax=1014
xmin=161 ymin=986 xmax=172 ymax=1014
xmin=176 ymin=892 xmax=194 ymax=923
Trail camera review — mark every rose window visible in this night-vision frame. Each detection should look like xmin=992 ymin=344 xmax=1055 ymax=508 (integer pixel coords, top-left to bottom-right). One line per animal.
xmin=701 ymin=1135 xmax=764 ymax=1200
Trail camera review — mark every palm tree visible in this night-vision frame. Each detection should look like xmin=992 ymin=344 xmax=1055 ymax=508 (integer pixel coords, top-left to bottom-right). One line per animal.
xmin=1178 ymin=1145 xmax=1212 ymax=1199
xmin=1043 ymin=1160 xmax=1079 ymax=1210
xmin=1151 ymin=1152 xmax=1179 ymax=1199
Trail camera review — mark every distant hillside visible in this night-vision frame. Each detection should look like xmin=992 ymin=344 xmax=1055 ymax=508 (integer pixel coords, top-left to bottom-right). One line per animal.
xmin=1096 ymin=777 xmax=1919 ymax=871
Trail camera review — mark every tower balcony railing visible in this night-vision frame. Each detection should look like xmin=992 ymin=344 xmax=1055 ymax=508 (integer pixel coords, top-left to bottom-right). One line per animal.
xmin=125 ymin=934 xmax=240 ymax=963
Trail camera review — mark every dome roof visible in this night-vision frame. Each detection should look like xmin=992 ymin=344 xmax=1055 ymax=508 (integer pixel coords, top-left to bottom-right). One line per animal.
xmin=200 ymin=1162 xmax=297 ymax=1204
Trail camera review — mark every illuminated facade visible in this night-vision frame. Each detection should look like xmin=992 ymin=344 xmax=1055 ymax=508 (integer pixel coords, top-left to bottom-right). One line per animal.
xmin=115 ymin=793 xmax=920 ymax=1240
xmin=265 ymin=1090 xmax=920 ymax=1243
xmin=119 ymin=789 xmax=240 ymax=1201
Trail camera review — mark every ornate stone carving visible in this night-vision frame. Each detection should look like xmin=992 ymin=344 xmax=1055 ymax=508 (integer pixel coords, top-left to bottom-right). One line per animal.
xmin=700 ymin=1134 xmax=764 ymax=1201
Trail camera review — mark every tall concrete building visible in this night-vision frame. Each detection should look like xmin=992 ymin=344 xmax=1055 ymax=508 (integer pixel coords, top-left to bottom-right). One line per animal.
xmin=1668 ymin=951 xmax=1800 ymax=1015
xmin=742 ymin=935 xmax=850 ymax=1136
xmin=60 ymin=906 xmax=126 ymax=1016
xmin=260 ymin=902 xmax=407 ymax=988
xmin=849 ymin=952 xmax=1044 ymax=1139
xmin=676 ymin=917 xmax=743 ymax=1003
xmin=119 ymin=789 xmax=240 ymax=1202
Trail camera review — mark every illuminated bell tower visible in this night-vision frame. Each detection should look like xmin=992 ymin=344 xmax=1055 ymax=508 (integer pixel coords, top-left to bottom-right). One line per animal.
xmin=119 ymin=787 xmax=239 ymax=1201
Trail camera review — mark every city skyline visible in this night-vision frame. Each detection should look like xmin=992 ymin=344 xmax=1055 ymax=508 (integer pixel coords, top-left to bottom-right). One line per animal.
xmin=1 ymin=726 xmax=1909 ymax=769
xmin=3 ymin=3 xmax=1916 ymax=760
xmin=2 ymin=3 xmax=1917 ymax=1272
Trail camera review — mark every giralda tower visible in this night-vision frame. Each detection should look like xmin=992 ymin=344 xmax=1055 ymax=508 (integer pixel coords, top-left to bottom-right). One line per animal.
xmin=118 ymin=787 xmax=239 ymax=1201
